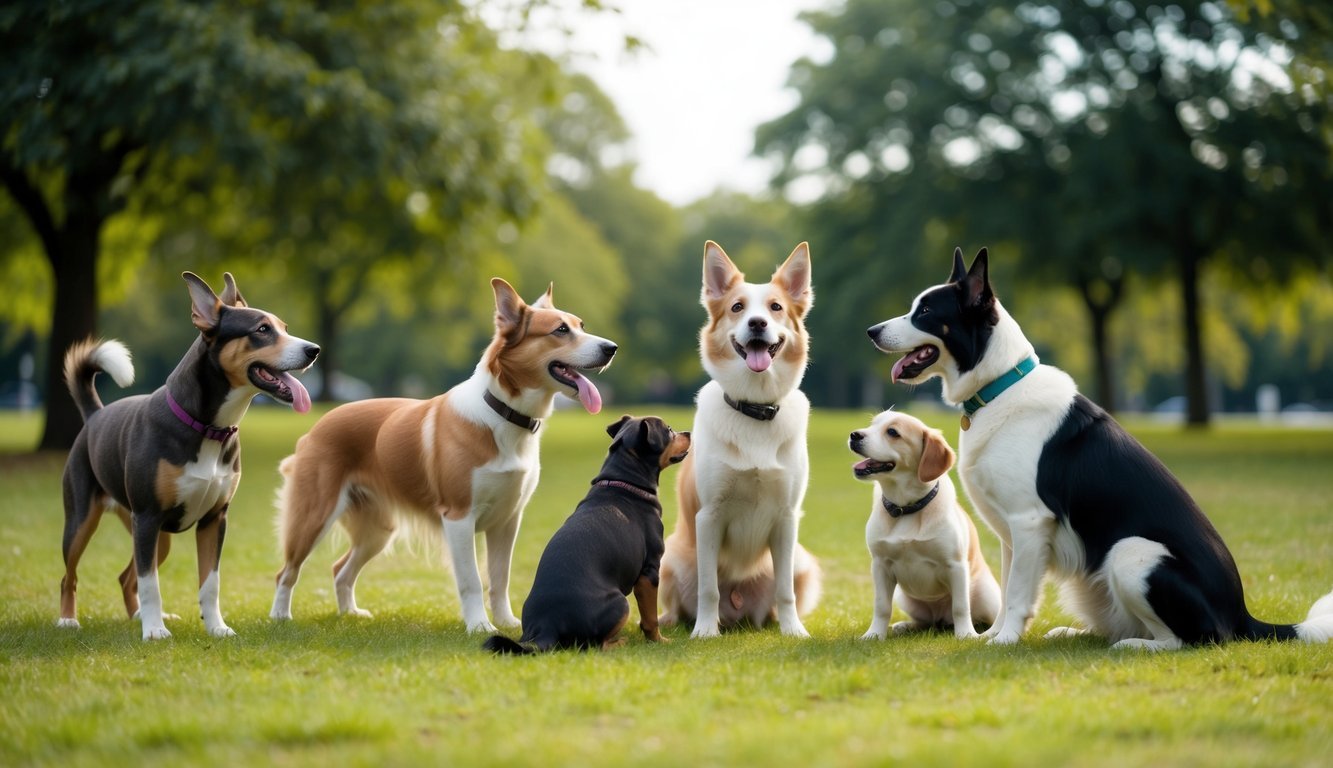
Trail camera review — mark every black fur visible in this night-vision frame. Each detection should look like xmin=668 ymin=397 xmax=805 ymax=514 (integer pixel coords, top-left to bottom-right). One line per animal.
xmin=484 ymin=416 xmax=688 ymax=653
xmin=1035 ymin=394 xmax=1295 ymax=643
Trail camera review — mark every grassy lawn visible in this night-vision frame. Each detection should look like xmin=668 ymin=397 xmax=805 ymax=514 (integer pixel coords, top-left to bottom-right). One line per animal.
xmin=2 ymin=404 xmax=1331 ymax=767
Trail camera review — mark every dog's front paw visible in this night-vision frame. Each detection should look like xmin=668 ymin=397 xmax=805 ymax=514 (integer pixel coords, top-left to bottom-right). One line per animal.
xmin=344 ymin=608 xmax=374 ymax=619
xmin=986 ymin=630 xmax=1021 ymax=646
xmin=206 ymin=624 xmax=237 ymax=638
xmin=270 ymin=609 xmax=292 ymax=621
xmin=493 ymin=613 xmax=522 ymax=631
xmin=55 ymin=617 xmax=81 ymax=630
xmin=981 ymin=624 xmax=1001 ymax=640
xmin=142 ymin=625 xmax=172 ymax=641
xmin=691 ymin=623 xmax=721 ymax=639
xmin=780 ymin=622 xmax=811 ymax=639
xmin=466 ymin=619 xmax=498 ymax=635
xmin=861 ymin=628 xmax=887 ymax=641
xmin=954 ymin=626 xmax=981 ymax=640
xmin=1044 ymin=626 xmax=1086 ymax=640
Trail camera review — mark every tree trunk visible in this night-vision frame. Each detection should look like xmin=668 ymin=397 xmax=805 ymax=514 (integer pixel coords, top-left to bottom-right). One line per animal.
xmin=1076 ymin=271 xmax=1124 ymax=413
xmin=1179 ymin=248 xmax=1210 ymax=428
xmin=316 ymin=288 xmax=339 ymax=404
xmin=38 ymin=221 xmax=100 ymax=451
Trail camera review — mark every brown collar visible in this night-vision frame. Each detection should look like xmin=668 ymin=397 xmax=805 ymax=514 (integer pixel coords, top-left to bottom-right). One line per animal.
xmin=483 ymin=390 xmax=541 ymax=433
xmin=593 ymin=479 xmax=659 ymax=507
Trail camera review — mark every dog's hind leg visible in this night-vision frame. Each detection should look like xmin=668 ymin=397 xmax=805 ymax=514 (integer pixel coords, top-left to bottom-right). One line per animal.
xmin=332 ymin=496 xmax=395 ymax=618
xmin=443 ymin=515 xmax=493 ymax=633
xmin=272 ymin=471 xmax=350 ymax=621
xmin=58 ymin=463 xmax=104 ymax=629
xmin=483 ymin=514 xmax=523 ymax=630
xmin=1104 ymin=538 xmax=1184 ymax=651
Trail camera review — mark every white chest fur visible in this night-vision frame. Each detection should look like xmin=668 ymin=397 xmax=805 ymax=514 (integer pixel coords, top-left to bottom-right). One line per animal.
xmin=174 ymin=440 xmax=239 ymax=528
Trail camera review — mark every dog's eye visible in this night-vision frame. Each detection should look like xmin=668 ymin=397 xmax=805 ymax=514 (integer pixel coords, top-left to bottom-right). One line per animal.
xmin=553 ymin=323 xmax=570 ymax=335
xmin=256 ymin=324 xmax=271 ymax=334
xmin=917 ymin=305 xmax=930 ymax=317
xmin=731 ymin=302 xmax=744 ymax=313
xmin=770 ymin=302 xmax=782 ymax=312
xmin=886 ymin=428 xmax=900 ymax=438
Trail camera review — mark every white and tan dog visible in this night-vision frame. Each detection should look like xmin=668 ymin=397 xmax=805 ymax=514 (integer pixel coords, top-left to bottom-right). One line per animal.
xmin=270 ymin=279 xmax=616 ymax=633
xmin=849 ymin=410 xmax=998 ymax=640
xmin=658 ymin=241 xmax=822 ymax=638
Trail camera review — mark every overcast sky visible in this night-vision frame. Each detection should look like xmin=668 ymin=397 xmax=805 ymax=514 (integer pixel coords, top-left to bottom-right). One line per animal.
xmin=555 ymin=0 xmax=830 ymax=206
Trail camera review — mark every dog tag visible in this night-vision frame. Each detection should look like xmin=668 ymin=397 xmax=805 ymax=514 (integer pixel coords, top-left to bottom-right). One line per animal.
xmin=961 ymin=414 xmax=971 ymax=431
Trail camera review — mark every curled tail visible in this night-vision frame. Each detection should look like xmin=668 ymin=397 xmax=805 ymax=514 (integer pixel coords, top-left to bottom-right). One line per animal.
xmin=482 ymin=635 xmax=538 ymax=655
xmin=1242 ymin=588 xmax=1333 ymax=643
xmin=63 ymin=339 xmax=134 ymax=422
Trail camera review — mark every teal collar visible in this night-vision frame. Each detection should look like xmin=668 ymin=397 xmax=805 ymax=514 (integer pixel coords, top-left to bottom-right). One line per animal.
xmin=962 ymin=356 xmax=1038 ymax=417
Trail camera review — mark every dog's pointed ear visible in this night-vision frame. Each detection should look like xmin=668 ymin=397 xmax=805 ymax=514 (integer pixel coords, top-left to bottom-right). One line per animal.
xmin=962 ymin=248 xmax=993 ymax=309
xmin=918 ymin=427 xmax=956 ymax=483
xmin=183 ymin=272 xmax=222 ymax=335
xmin=774 ymin=242 xmax=813 ymax=315
xmin=702 ymin=241 xmax=742 ymax=305
xmin=531 ymin=282 xmax=555 ymax=310
xmin=948 ymin=247 xmax=967 ymax=284
xmin=606 ymin=414 xmax=634 ymax=439
xmin=491 ymin=278 xmax=528 ymax=345
xmin=219 ymin=272 xmax=247 ymax=308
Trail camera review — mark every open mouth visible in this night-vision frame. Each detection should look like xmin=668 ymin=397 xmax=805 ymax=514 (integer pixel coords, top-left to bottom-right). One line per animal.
xmin=549 ymin=361 xmax=604 ymax=414
xmin=249 ymin=364 xmax=312 ymax=414
xmin=732 ymin=337 xmax=785 ymax=373
xmin=852 ymin=458 xmax=896 ymax=478
xmin=669 ymin=449 xmax=689 ymax=464
xmin=892 ymin=345 xmax=939 ymax=382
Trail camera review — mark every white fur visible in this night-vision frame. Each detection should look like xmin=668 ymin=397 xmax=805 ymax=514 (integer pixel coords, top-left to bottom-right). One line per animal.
xmin=1297 ymin=589 xmax=1333 ymax=643
xmin=137 ymin=571 xmax=171 ymax=641
xmin=853 ymin=411 xmax=999 ymax=641
xmin=198 ymin=569 xmax=235 ymax=638
xmin=92 ymin=340 xmax=135 ymax=388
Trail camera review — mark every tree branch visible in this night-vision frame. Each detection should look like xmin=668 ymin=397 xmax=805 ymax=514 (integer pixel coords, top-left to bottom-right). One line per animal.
xmin=0 ymin=160 xmax=61 ymax=264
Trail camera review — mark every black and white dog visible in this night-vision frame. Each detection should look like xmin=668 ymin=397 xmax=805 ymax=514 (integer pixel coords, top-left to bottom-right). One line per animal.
xmin=867 ymin=247 xmax=1333 ymax=650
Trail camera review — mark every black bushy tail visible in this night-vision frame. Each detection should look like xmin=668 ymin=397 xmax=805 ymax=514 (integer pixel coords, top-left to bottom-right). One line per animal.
xmin=1241 ymin=588 xmax=1333 ymax=643
xmin=482 ymin=635 xmax=537 ymax=655
xmin=62 ymin=339 xmax=134 ymax=422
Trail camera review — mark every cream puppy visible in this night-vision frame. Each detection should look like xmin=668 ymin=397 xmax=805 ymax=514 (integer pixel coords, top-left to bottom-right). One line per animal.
xmin=849 ymin=410 xmax=998 ymax=639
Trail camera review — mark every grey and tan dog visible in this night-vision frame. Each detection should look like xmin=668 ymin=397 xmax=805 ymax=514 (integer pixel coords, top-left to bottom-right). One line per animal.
xmin=58 ymin=272 xmax=318 ymax=640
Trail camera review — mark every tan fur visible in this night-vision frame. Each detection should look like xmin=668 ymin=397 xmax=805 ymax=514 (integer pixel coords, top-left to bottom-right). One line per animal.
xmin=271 ymin=278 xmax=617 ymax=631
xmin=154 ymin=460 xmax=182 ymax=511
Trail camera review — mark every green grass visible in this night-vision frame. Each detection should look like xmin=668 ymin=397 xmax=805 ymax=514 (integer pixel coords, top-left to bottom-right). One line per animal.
xmin=2 ymin=406 xmax=1331 ymax=767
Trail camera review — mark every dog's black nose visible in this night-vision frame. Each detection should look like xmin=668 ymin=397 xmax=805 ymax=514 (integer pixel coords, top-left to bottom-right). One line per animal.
xmin=850 ymin=431 xmax=864 ymax=444
xmin=600 ymin=342 xmax=618 ymax=358
xmin=866 ymin=325 xmax=880 ymax=340
xmin=749 ymin=317 xmax=767 ymax=331
xmin=304 ymin=345 xmax=321 ymax=361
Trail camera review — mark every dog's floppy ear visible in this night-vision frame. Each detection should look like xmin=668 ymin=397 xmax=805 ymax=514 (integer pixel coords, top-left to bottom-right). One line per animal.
xmin=773 ymin=242 xmax=813 ymax=315
xmin=219 ymin=272 xmax=247 ymax=308
xmin=606 ymin=414 xmax=634 ymax=439
xmin=962 ymin=248 xmax=993 ymax=310
xmin=183 ymin=272 xmax=222 ymax=335
xmin=491 ymin=277 xmax=528 ymax=345
xmin=948 ymin=246 xmax=967 ymax=284
xmin=918 ymin=427 xmax=956 ymax=483
xmin=702 ymin=241 xmax=742 ymax=304
xmin=531 ymin=282 xmax=555 ymax=310
xmin=640 ymin=417 xmax=670 ymax=454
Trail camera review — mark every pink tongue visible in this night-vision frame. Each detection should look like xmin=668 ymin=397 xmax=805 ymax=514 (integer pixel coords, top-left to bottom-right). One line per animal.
xmin=278 ymin=371 xmax=312 ymax=414
xmin=853 ymin=458 xmax=875 ymax=472
xmin=572 ymin=371 xmax=602 ymax=414
xmin=891 ymin=356 xmax=909 ymax=383
xmin=745 ymin=347 xmax=773 ymax=373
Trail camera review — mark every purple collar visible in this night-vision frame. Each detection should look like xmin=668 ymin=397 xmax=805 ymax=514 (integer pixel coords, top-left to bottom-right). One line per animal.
xmin=592 ymin=479 xmax=659 ymax=505
xmin=166 ymin=390 xmax=238 ymax=443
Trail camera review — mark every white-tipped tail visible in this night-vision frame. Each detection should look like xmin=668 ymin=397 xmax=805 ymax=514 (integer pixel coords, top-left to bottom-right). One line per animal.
xmin=92 ymin=340 xmax=135 ymax=388
xmin=1296 ymin=587 xmax=1333 ymax=643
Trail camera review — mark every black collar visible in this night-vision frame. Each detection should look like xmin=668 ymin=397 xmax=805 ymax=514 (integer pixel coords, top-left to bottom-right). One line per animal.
xmin=483 ymin=390 xmax=541 ymax=433
xmin=593 ymin=479 xmax=659 ymax=505
xmin=723 ymin=392 xmax=780 ymax=421
xmin=881 ymin=483 xmax=940 ymax=518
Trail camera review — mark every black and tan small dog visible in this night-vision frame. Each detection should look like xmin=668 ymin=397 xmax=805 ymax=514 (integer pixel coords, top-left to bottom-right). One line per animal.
xmin=484 ymin=416 xmax=691 ymax=654
xmin=58 ymin=272 xmax=318 ymax=640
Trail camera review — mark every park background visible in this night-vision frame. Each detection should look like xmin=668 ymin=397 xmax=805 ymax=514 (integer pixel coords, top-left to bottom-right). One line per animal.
xmin=3 ymin=0 xmax=1333 ymax=444
xmin=3 ymin=3 xmax=1333 ymax=766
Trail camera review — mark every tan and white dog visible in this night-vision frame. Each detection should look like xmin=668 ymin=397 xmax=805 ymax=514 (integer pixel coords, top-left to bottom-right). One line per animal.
xmin=849 ymin=410 xmax=998 ymax=640
xmin=658 ymin=241 xmax=822 ymax=638
xmin=269 ymin=279 xmax=616 ymax=633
